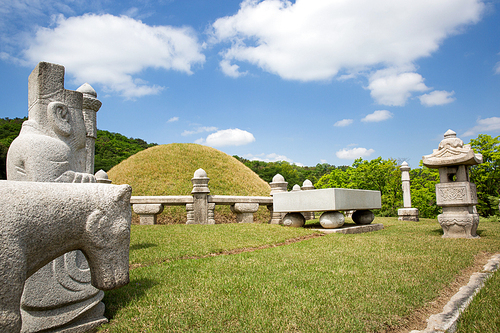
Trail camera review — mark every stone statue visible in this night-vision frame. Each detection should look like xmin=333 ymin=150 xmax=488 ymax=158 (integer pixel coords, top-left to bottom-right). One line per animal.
xmin=0 ymin=181 xmax=131 ymax=333
xmin=7 ymin=62 xmax=95 ymax=183
xmin=422 ymin=129 xmax=483 ymax=238
xmin=6 ymin=62 xmax=109 ymax=332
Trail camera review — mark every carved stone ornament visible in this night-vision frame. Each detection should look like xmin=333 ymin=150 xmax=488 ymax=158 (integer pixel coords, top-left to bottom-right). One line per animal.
xmin=422 ymin=129 xmax=483 ymax=168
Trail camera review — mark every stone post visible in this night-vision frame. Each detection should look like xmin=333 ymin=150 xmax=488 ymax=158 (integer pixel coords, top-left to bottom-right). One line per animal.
xmin=188 ymin=168 xmax=214 ymax=224
xmin=269 ymin=174 xmax=288 ymax=224
xmin=77 ymin=83 xmax=102 ymax=175
xmin=231 ymin=203 xmax=260 ymax=223
xmin=301 ymin=179 xmax=316 ymax=220
xmin=422 ymin=129 xmax=483 ymax=238
xmin=398 ymin=161 xmax=419 ymax=221
xmin=133 ymin=204 xmax=164 ymax=225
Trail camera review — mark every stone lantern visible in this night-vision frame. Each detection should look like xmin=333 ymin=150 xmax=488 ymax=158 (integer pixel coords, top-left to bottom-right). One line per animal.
xmin=422 ymin=129 xmax=483 ymax=238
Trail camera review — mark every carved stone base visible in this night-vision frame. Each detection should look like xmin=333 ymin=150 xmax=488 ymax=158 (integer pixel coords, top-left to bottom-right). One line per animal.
xmin=437 ymin=212 xmax=479 ymax=239
xmin=398 ymin=208 xmax=419 ymax=221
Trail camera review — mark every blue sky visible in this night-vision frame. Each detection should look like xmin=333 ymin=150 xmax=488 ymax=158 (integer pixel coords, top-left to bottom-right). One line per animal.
xmin=1 ymin=0 xmax=499 ymax=168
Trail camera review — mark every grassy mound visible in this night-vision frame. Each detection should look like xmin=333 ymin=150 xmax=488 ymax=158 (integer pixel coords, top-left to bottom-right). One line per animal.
xmin=108 ymin=143 xmax=271 ymax=223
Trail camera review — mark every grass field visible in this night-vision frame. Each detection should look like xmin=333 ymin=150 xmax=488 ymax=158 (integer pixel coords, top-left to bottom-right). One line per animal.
xmin=97 ymin=217 xmax=500 ymax=332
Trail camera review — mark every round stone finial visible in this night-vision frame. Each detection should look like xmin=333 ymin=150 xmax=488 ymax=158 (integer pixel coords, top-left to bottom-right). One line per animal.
xmin=193 ymin=168 xmax=208 ymax=178
xmin=272 ymin=174 xmax=285 ymax=183
xmin=292 ymin=184 xmax=301 ymax=191
xmin=303 ymin=179 xmax=313 ymax=187
xmin=77 ymin=83 xmax=97 ymax=97
xmin=439 ymin=129 xmax=463 ymax=150
xmin=444 ymin=129 xmax=456 ymax=138
xmin=95 ymin=169 xmax=112 ymax=183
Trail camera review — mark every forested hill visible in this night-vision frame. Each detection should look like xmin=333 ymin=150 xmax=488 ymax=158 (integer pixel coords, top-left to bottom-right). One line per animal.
xmin=232 ymin=156 xmax=346 ymax=191
xmin=0 ymin=117 xmax=157 ymax=179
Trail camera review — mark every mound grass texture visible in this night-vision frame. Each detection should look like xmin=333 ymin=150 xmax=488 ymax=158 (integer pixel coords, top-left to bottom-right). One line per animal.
xmin=99 ymin=218 xmax=500 ymax=332
xmin=107 ymin=143 xmax=271 ymax=223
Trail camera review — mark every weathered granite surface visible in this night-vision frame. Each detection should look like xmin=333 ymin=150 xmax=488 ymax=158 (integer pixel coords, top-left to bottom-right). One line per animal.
xmin=0 ymin=181 xmax=131 ymax=333
xmin=319 ymin=211 xmax=345 ymax=229
xmin=5 ymin=61 xmax=114 ymax=333
xmin=423 ymin=130 xmax=482 ymax=238
xmin=273 ymin=188 xmax=381 ymax=212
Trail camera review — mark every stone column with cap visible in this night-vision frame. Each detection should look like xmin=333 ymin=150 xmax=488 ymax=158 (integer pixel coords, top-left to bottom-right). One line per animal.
xmin=301 ymin=179 xmax=316 ymax=220
xmin=188 ymin=168 xmax=214 ymax=224
xmin=77 ymin=83 xmax=102 ymax=175
xmin=422 ymin=129 xmax=483 ymax=238
xmin=269 ymin=174 xmax=288 ymax=224
xmin=397 ymin=161 xmax=419 ymax=221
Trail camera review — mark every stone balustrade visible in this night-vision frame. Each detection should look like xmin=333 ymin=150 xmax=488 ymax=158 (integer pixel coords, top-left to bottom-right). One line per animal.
xmin=130 ymin=169 xmax=273 ymax=225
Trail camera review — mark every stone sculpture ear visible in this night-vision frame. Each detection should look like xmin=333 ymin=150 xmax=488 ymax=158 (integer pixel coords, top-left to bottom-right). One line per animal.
xmin=114 ymin=184 xmax=132 ymax=203
xmin=85 ymin=209 xmax=112 ymax=247
xmin=48 ymin=101 xmax=71 ymax=137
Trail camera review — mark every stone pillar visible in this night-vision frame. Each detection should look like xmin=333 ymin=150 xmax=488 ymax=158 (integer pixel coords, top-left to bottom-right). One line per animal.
xmin=301 ymin=179 xmax=316 ymax=220
xmin=398 ymin=161 xmax=419 ymax=221
xmin=268 ymin=174 xmax=288 ymax=224
xmin=188 ymin=168 xmax=213 ymax=224
xmin=422 ymin=129 xmax=483 ymax=238
xmin=77 ymin=83 xmax=102 ymax=175
xmin=231 ymin=203 xmax=259 ymax=223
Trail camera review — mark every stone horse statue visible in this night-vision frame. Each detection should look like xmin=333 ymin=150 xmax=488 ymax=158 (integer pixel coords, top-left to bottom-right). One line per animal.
xmin=0 ymin=181 xmax=132 ymax=333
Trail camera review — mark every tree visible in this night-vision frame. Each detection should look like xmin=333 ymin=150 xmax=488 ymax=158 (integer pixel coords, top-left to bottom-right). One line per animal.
xmin=409 ymin=164 xmax=440 ymax=218
xmin=315 ymin=157 xmax=402 ymax=217
xmin=468 ymin=134 xmax=500 ymax=217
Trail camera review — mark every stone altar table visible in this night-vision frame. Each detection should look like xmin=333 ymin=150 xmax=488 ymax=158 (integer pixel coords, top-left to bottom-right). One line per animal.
xmin=273 ymin=188 xmax=381 ymax=228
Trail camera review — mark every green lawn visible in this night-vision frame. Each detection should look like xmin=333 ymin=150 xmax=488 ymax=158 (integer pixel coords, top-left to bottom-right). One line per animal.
xmin=98 ymin=218 xmax=500 ymax=332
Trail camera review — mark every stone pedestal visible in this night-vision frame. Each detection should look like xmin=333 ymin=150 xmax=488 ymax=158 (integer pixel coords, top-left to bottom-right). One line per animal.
xmin=231 ymin=203 xmax=259 ymax=223
xmin=133 ymin=204 xmax=164 ymax=225
xmin=422 ymin=130 xmax=482 ymax=239
xmin=398 ymin=208 xmax=420 ymax=221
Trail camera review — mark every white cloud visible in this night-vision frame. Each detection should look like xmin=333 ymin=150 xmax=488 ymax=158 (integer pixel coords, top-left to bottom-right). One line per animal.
xmin=367 ymin=69 xmax=430 ymax=106
xmin=418 ymin=90 xmax=456 ymax=106
xmin=334 ymin=119 xmax=353 ymax=127
xmin=197 ymin=128 xmax=255 ymax=147
xmin=182 ymin=126 xmax=218 ymax=136
xmin=361 ymin=110 xmax=393 ymax=123
xmin=220 ymin=59 xmax=247 ymax=78
xmin=463 ymin=117 xmax=500 ymax=137
xmin=244 ymin=153 xmax=295 ymax=163
xmin=494 ymin=60 xmax=500 ymax=75
xmin=167 ymin=117 xmax=179 ymax=123
xmin=336 ymin=147 xmax=375 ymax=160
xmin=210 ymin=0 xmax=484 ymax=87
xmin=22 ymin=14 xmax=205 ymax=98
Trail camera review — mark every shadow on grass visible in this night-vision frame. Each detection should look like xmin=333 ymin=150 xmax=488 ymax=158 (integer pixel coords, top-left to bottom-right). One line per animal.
xmin=102 ymin=277 xmax=157 ymax=319
xmin=130 ymin=242 xmax=157 ymax=251
xmin=429 ymin=228 xmax=444 ymax=236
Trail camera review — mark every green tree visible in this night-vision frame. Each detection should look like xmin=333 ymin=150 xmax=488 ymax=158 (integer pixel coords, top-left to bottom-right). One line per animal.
xmin=468 ymin=134 xmax=500 ymax=217
xmin=315 ymin=157 xmax=402 ymax=217
xmin=0 ymin=117 xmax=26 ymax=179
xmin=409 ymin=164 xmax=440 ymax=218
xmin=94 ymin=130 xmax=157 ymax=172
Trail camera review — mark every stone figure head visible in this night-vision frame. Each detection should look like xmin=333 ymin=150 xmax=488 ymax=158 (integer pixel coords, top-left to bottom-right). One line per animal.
xmin=27 ymin=62 xmax=87 ymax=151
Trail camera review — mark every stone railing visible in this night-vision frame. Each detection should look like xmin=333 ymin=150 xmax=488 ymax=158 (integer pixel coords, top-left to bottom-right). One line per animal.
xmin=130 ymin=168 xmax=278 ymax=225
xmin=129 ymin=169 xmax=321 ymax=225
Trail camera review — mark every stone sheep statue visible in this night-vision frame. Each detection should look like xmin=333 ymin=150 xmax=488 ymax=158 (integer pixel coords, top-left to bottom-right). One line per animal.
xmin=0 ymin=181 xmax=132 ymax=333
